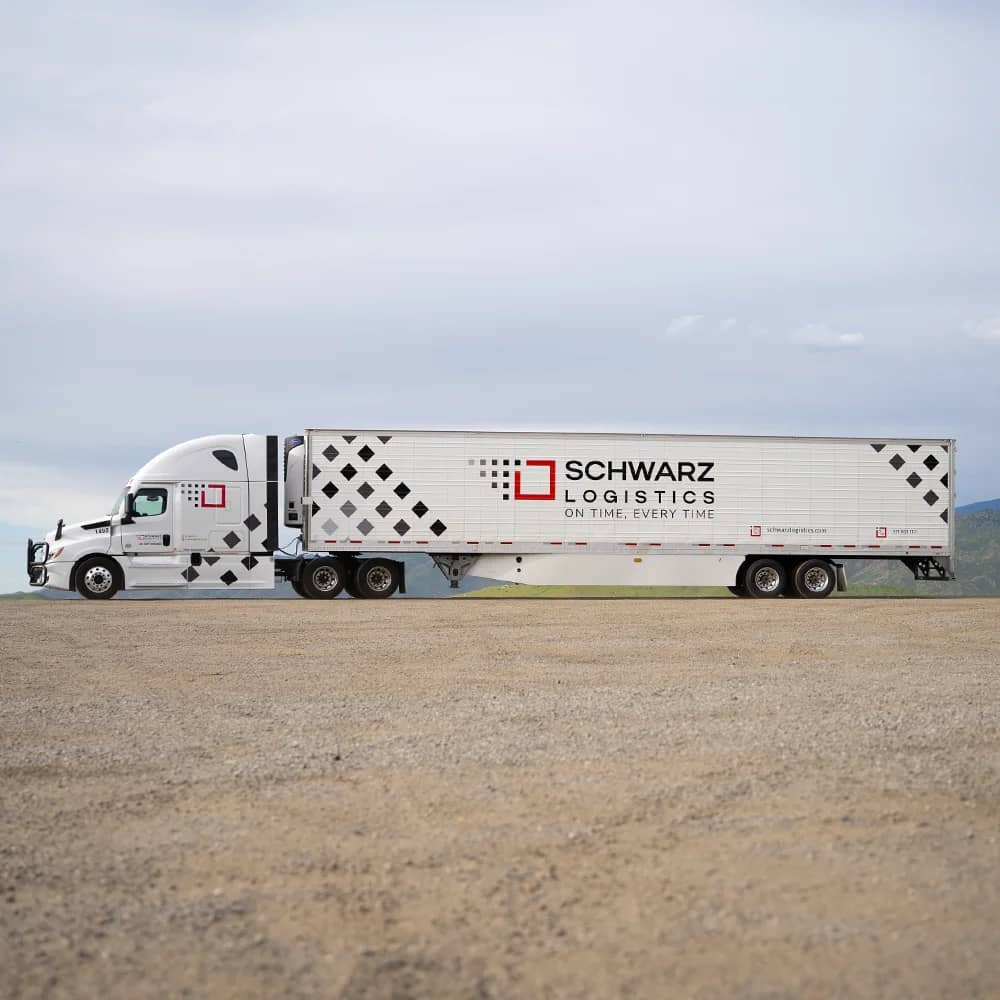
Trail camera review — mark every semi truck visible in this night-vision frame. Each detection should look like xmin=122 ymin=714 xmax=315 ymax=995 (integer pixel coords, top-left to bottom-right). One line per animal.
xmin=26 ymin=429 xmax=956 ymax=600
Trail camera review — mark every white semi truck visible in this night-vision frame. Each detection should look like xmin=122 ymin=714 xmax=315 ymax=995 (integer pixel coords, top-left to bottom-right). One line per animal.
xmin=27 ymin=429 xmax=956 ymax=600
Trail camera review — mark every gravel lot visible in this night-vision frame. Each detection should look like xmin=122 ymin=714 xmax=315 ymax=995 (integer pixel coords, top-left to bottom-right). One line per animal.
xmin=2 ymin=597 xmax=999 ymax=999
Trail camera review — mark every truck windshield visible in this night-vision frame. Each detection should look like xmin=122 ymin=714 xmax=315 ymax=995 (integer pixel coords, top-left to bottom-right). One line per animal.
xmin=110 ymin=491 xmax=126 ymax=516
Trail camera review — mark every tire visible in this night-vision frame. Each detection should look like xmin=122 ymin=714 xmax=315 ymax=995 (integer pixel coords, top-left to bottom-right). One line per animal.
xmin=290 ymin=577 xmax=308 ymax=598
xmin=300 ymin=558 xmax=346 ymax=599
xmin=76 ymin=557 xmax=121 ymax=600
xmin=354 ymin=558 xmax=401 ymax=599
xmin=727 ymin=585 xmax=749 ymax=597
xmin=792 ymin=559 xmax=836 ymax=599
xmin=743 ymin=558 xmax=786 ymax=599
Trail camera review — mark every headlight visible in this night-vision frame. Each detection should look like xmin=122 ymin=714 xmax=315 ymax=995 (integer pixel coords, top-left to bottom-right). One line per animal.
xmin=48 ymin=547 xmax=64 ymax=561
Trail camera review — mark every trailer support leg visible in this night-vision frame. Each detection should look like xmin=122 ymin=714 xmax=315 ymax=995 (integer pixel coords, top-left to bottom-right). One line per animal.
xmin=431 ymin=554 xmax=479 ymax=589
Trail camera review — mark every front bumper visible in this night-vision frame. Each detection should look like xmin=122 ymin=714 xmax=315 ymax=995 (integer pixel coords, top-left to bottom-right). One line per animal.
xmin=27 ymin=538 xmax=48 ymax=587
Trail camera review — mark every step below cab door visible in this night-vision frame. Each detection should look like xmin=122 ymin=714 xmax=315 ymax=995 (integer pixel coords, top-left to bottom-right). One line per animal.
xmin=119 ymin=484 xmax=187 ymax=588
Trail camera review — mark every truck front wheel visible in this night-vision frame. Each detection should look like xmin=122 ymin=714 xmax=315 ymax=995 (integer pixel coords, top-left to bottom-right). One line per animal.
xmin=354 ymin=558 xmax=400 ymax=599
xmin=76 ymin=557 xmax=122 ymax=600
xmin=301 ymin=558 xmax=346 ymax=599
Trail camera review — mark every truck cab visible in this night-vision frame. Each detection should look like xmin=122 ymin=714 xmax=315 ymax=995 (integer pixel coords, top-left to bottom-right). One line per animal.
xmin=28 ymin=434 xmax=279 ymax=597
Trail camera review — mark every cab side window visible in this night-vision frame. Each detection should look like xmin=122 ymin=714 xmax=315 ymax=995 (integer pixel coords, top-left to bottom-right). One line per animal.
xmin=133 ymin=488 xmax=168 ymax=517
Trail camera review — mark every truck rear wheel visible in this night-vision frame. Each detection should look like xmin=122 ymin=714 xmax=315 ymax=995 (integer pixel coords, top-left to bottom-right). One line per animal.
xmin=354 ymin=558 xmax=400 ymax=599
xmin=744 ymin=558 xmax=786 ymax=598
xmin=792 ymin=559 xmax=836 ymax=599
xmin=76 ymin=557 xmax=122 ymax=600
xmin=290 ymin=577 xmax=308 ymax=598
xmin=301 ymin=558 xmax=346 ymax=599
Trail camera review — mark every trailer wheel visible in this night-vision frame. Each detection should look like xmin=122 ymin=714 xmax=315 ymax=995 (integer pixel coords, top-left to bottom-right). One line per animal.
xmin=792 ymin=559 xmax=836 ymax=599
xmin=727 ymin=585 xmax=749 ymax=597
xmin=301 ymin=558 xmax=345 ymax=599
xmin=354 ymin=558 xmax=400 ymax=599
xmin=76 ymin=557 xmax=121 ymax=600
xmin=744 ymin=558 xmax=786 ymax=598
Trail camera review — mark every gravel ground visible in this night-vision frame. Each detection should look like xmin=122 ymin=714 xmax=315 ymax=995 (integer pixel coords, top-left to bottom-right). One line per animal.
xmin=1 ymin=597 xmax=999 ymax=999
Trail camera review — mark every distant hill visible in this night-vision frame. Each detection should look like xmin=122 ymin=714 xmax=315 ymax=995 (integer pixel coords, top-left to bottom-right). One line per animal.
xmin=957 ymin=498 xmax=1000 ymax=514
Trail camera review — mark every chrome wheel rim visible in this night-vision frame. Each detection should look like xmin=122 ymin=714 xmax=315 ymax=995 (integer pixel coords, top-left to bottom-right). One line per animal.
xmin=84 ymin=565 xmax=114 ymax=594
xmin=312 ymin=565 xmax=340 ymax=592
xmin=365 ymin=566 xmax=393 ymax=592
xmin=753 ymin=567 xmax=781 ymax=593
xmin=803 ymin=566 xmax=830 ymax=593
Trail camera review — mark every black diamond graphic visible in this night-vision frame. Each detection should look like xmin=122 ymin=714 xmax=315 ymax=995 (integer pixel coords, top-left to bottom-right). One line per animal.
xmin=322 ymin=445 xmax=339 ymax=462
xmin=908 ymin=444 xmax=920 ymax=452
xmin=378 ymin=435 xmax=392 ymax=444
xmin=311 ymin=502 xmax=320 ymax=516
xmin=412 ymin=500 xmax=428 ymax=518
xmin=429 ymin=519 xmax=447 ymax=536
xmin=375 ymin=500 xmax=392 ymax=518
xmin=871 ymin=443 xmax=886 ymax=452
xmin=223 ymin=531 xmax=240 ymax=548
xmin=358 ymin=444 xmax=374 ymax=462
xmin=220 ymin=570 xmax=238 ymax=586
xmin=889 ymin=454 xmax=905 ymax=470
xmin=244 ymin=513 xmax=261 ymax=531
xmin=923 ymin=490 xmax=939 ymax=506
xmin=940 ymin=473 xmax=949 ymax=488
xmin=906 ymin=472 xmax=922 ymax=488
xmin=394 ymin=482 xmax=410 ymax=499
xmin=923 ymin=454 xmax=939 ymax=471
xmin=241 ymin=555 xmax=258 ymax=570
xmin=341 ymin=500 xmax=357 ymax=517
xmin=203 ymin=555 xmax=219 ymax=566
xmin=312 ymin=463 xmax=322 ymax=479
xmin=357 ymin=482 xmax=374 ymax=499
xmin=343 ymin=435 xmax=356 ymax=443
xmin=940 ymin=509 xmax=949 ymax=522
xmin=341 ymin=463 xmax=358 ymax=480
xmin=357 ymin=518 xmax=373 ymax=536
xmin=182 ymin=566 xmax=199 ymax=582
xmin=375 ymin=463 xmax=392 ymax=481
xmin=322 ymin=481 xmax=339 ymax=499
xmin=394 ymin=519 xmax=410 ymax=536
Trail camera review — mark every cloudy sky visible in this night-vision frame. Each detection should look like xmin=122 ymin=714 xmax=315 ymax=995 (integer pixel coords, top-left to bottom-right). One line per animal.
xmin=2 ymin=1 xmax=998 ymax=591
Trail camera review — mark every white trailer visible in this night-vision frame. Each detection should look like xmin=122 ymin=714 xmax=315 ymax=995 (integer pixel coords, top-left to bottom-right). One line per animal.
xmin=27 ymin=429 xmax=956 ymax=600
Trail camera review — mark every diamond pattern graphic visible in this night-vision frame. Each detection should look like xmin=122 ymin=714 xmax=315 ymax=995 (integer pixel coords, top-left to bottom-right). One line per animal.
xmin=312 ymin=463 xmax=321 ymax=479
xmin=358 ymin=444 xmax=374 ymax=462
xmin=343 ymin=435 xmax=356 ymax=443
xmin=182 ymin=566 xmax=199 ymax=582
xmin=889 ymin=454 xmax=905 ymax=470
xmin=341 ymin=500 xmax=357 ymax=517
xmin=244 ymin=513 xmax=261 ymax=531
xmin=394 ymin=519 xmax=410 ymax=536
xmin=923 ymin=454 xmax=939 ymax=471
xmin=394 ymin=482 xmax=411 ymax=499
xmin=321 ymin=481 xmax=339 ymax=499
xmin=241 ymin=555 xmax=258 ymax=570
xmin=321 ymin=518 xmax=338 ymax=534
xmin=322 ymin=445 xmax=339 ymax=461
xmin=311 ymin=502 xmax=320 ymax=516
xmin=378 ymin=435 xmax=392 ymax=444
xmin=375 ymin=500 xmax=392 ymax=518
xmin=220 ymin=570 xmax=238 ymax=586
xmin=940 ymin=510 xmax=949 ymax=522
xmin=341 ymin=463 xmax=358 ymax=480
xmin=907 ymin=444 xmax=920 ymax=452
xmin=941 ymin=473 xmax=949 ymax=488
xmin=203 ymin=556 xmax=219 ymax=566
xmin=376 ymin=463 xmax=392 ymax=481
xmin=906 ymin=472 xmax=922 ymax=488
xmin=357 ymin=518 xmax=373 ymax=536
xmin=412 ymin=500 xmax=428 ymax=518
xmin=357 ymin=482 xmax=374 ymax=499
xmin=923 ymin=490 xmax=939 ymax=506
xmin=223 ymin=531 xmax=240 ymax=548
xmin=429 ymin=519 xmax=447 ymax=536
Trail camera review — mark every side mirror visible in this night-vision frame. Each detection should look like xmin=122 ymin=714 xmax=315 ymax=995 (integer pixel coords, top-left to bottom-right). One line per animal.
xmin=123 ymin=493 xmax=135 ymax=523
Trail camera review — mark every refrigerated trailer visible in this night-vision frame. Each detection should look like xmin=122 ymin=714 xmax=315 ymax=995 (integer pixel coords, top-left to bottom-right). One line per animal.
xmin=27 ymin=429 xmax=956 ymax=600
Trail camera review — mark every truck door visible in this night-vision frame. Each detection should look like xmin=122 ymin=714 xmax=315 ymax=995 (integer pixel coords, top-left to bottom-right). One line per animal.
xmin=119 ymin=484 xmax=187 ymax=588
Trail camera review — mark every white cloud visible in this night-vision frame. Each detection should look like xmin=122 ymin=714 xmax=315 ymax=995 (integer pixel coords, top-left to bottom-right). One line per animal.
xmin=789 ymin=324 xmax=865 ymax=351
xmin=0 ymin=462 xmax=115 ymax=531
xmin=664 ymin=315 xmax=704 ymax=337
xmin=965 ymin=317 xmax=1000 ymax=342
xmin=720 ymin=317 xmax=737 ymax=331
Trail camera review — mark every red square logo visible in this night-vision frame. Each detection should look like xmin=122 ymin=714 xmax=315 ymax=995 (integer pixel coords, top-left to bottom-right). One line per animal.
xmin=750 ymin=525 xmax=762 ymax=537
xmin=201 ymin=484 xmax=227 ymax=509
xmin=875 ymin=526 xmax=887 ymax=539
xmin=514 ymin=460 xmax=557 ymax=501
